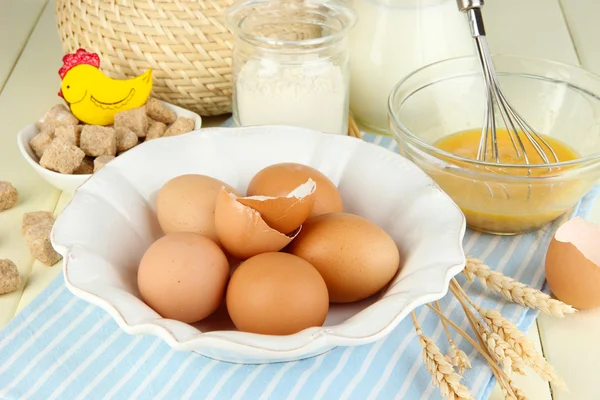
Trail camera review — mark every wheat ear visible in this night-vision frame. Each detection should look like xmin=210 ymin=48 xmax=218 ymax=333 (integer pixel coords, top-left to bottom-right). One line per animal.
xmin=463 ymin=257 xmax=575 ymax=317
xmin=435 ymin=301 xmax=472 ymax=374
xmin=452 ymin=280 xmax=566 ymax=390
xmin=411 ymin=311 xmax=474 ymax=400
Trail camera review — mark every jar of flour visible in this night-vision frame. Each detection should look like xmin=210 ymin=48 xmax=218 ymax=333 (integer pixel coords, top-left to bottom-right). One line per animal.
xmin=226 ymin=0 xmax=356 ymax=135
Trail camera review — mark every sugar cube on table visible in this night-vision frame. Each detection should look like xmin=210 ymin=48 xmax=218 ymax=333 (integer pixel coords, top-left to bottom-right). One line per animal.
xmin=146 ymin=98 xmax=176 ymax=124
xmin=115 ymin=107 xmax=149 ymax=138
xmin=24 ymin=221 xmax=62 ymax=266
xmin=164 ymin=117 xmax=195 ymax=137
xmin=22 ymin=211 xmax=54 ymax=234
xmin=0 ymin=259 xmax=21 ymax=295
xmin=80 ymin=125 xmax=117 ymax=157
xmin=0 ymin=181 xmax=18 ymax=211
xmin=39 ymin=137 xmax=86 ymax=174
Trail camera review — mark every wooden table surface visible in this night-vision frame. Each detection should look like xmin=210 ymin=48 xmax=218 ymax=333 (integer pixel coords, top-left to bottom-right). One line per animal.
xmin=1 ymin=1 xmax=599 ymax=399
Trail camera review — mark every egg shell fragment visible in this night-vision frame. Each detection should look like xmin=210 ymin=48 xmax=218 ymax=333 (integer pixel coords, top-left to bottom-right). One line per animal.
xmin=214 ymin=188 xmax=299 ymax=260
xmin=156 ymin=174 xmax=239 ymax=246
xmin=137 ymin=232 xmax=230 ymax=323
xmin=236 ymin=179 xmax=316 ymax=235
xmin=226 ymin=252 xmax=329 ymax=335
xmin=545 ymin=217 xmax=600 ymax=310
xmin=247 ymin=162 xmax=344 ymax=217
xmin=287 ymin=212 xmax=400 ymax=303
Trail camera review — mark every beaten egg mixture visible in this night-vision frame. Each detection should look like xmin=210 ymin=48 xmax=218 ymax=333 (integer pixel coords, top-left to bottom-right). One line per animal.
xmin=431 ymin=128 xmax=581 ymax=234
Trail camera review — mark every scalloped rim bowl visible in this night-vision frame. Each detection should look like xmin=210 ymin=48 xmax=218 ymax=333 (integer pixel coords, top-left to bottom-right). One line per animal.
xmin=16 ymin=100 xmax=202 ymax=194
xmin=51 ymin=125 xmax=466 ymax=364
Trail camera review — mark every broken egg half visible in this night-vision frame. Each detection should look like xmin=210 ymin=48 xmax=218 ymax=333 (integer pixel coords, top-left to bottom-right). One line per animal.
xmin=545 ymin=217 xmax=600 ymax=310
xmin=214 ymin=180 xmax=316 ymax=259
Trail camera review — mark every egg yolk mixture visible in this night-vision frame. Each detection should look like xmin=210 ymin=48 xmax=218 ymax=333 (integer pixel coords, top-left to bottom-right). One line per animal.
xmin=431 ymin=128 xmax=582 ymax=234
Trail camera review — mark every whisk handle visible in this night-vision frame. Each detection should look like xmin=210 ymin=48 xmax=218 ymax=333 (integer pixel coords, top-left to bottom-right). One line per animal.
xmin=457 ymin=0 xmax=486 ymax=37
xmin=456 ymin=0 xmax=484 ymax=11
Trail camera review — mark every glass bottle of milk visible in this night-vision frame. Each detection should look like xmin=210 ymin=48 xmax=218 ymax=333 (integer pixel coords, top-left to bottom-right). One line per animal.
xmin=348 ymin=0 xmax=475 ymax=134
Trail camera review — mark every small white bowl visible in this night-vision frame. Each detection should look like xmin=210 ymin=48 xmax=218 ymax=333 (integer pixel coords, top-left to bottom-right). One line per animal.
xmin=51 ymin=125 xmax=466 ymax=364
xmin=16 ymin=101 xmax=202 ymax=193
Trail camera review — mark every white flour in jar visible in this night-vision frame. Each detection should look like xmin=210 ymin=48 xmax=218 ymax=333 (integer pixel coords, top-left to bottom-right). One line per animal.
xmin=235 ymin=59 xmax=347 ymax=134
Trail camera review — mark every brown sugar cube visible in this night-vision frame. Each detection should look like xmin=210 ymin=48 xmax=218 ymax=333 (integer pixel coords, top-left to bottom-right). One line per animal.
xmin=80 ymin=125 xmax=117 ymax=157
xmin=114 ymin=107 xmax=149 ymax=138
xmin=0 ymin=181 xmax=18 ymax=211
xmin=93 ymin=155 xmax=116 ymax=173
xmin=145 ymin=98 xmax=177 ymax=124
xmin=22 ymin=211 xmax=54 ymax=234
xmin=36 ymin=104 xmax=79 ymax=132
xmin=145 ymin=120 xmax=167 ymax=141
xmin=73 ymin=157 xmax=94 ymax=175
xmin=29 ymin=131 xmax=54 ymax=159
xmin=39 ymin=137 xmax=86 ymax=174
xmin=54 ymin=125 xmax=83 ymax=147
xmin=116 ymin=127 xmax=139 ymax=152
xmin=163 ymin=117 xmax=195 ymax=137
xmin=0 ymin=260 xmax=21 ymax=295
xmin=25 ymin=221 xmax=62 ymax=266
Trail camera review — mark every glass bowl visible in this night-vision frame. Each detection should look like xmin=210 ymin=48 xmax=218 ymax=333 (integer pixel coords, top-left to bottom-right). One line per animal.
xmin=389 ymin=54 xmax=600 ymax=235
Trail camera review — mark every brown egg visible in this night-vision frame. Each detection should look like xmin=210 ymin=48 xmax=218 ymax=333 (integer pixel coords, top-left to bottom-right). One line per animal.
xmin=226 ymin=252 xmax=329 ymax=335
xmin=156 ymin=174 xmax=239 ymax=245
xmin=137 ymin=232 xmax=230 ymax=323
xmin=214 ymin=188 xmax=298 ymax=260
xmin=288 ymin=212 xmax=400 ymax=303
xmin=247 ymin=163 xmax=343 ymax=217
xmin=236 ymin=179 xmax=316 ymax=235
xmin=545 ymin=217 xmax=600 ymax=310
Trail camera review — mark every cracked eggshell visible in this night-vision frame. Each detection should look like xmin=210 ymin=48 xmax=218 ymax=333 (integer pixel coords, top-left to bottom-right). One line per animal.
xmin=545 ymin=217 xmax=600 ymax=310
xmin=215 ymin=188 xmax=299 ymax=260
xmin=236 ymin=179 xmax=316 ymax=235
xmin=247 ymin=163 xmax=344 ymax=217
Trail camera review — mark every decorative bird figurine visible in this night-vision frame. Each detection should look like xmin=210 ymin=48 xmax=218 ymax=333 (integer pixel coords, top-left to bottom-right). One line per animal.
xmin=58 ymin=49 xmax=153 ymax=126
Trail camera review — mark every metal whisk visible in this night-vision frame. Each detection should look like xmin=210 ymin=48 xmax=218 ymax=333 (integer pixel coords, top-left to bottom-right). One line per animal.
xmin=456 ymin=0 xmax=559 ymax=165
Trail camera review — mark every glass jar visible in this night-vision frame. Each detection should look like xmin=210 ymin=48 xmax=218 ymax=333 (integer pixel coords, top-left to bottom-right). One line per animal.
xmin=348 ymin=0 xmax=475 ymax=134
xmin=226 ymin=0 xmax=356 ymax=135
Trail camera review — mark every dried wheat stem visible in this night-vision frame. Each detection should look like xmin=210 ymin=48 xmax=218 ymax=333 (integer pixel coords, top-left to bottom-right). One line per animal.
xmin=451 ymin=279 xmax=567 ymax=390
xmin=411 ymin=312 xmax=474 ymax=400
xmin=435 ymin=301 xmax=472 ymax=374
xmin=463 ymin=257 xmax=575 ymax=317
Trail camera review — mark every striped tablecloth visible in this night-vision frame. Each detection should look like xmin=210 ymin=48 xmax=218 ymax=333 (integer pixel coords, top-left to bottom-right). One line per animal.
xmin=0 ymin=130 xmax=596 ymax=400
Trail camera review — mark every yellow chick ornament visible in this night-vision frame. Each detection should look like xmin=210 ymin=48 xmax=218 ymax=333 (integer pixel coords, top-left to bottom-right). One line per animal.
xmin=58 ymin=49 xmax=153 ymax=126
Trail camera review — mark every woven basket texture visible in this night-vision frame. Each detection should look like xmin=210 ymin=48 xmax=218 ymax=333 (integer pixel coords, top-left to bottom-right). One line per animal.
xmin=55 ymin=0 xmax=235 ymax=117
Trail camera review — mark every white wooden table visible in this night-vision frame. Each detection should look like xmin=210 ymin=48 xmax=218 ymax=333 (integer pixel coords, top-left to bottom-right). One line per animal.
xmin=1 ymin=1 xmax=599 ymax=399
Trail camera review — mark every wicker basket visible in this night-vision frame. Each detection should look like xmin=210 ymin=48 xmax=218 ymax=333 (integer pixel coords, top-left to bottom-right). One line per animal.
xmin=55 ymin=0 xmax=236 ymax=117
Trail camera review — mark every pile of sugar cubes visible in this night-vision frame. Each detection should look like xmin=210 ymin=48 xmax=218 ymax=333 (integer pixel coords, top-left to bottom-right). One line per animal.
xmin=29 ymin=98 xmax=195 ymax=175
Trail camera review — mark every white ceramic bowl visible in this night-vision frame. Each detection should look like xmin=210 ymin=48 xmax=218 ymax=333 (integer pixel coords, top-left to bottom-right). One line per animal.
xmin=51 ymin=125 xmax=466 ymax=364
xmin=16 ymin=101 xmax=202 ymax=194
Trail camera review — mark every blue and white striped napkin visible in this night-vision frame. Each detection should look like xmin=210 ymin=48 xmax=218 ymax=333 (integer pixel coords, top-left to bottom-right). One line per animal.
xmin=0 ymin=130 xmax=597 ymax=400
